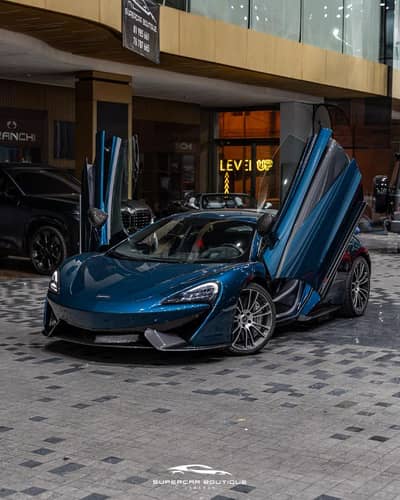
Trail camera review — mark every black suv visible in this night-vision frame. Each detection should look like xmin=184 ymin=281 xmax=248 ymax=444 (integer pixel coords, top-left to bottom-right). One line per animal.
xmin=0 ymin=164 xmax=80 ymax=274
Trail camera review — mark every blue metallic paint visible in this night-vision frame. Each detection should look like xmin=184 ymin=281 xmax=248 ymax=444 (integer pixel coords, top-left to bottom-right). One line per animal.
xmin=263 ymin=129 xmax=364 ymax=297
xmin=43 ymin=129 xmax=368 ymax=352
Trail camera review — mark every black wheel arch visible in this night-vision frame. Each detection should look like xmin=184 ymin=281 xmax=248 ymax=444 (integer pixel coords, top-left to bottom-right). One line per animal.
xmin=25 ymin=217 xmax=70 ymax=254
xmin=248 ymin=275 xmax=273 ymax=294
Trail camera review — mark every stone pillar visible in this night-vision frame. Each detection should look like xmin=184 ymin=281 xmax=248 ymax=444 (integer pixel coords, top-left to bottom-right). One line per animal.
xmin=75 ymin=71 xmax=133 ymax=197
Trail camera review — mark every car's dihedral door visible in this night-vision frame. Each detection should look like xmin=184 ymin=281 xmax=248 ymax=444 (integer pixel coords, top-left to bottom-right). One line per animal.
xmin=263 ymin=128 xmax=365 ymax=297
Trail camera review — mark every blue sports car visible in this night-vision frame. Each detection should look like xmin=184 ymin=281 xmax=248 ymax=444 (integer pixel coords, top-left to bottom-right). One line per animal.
xmin=43 ymin=129 xmax=370 ymax=355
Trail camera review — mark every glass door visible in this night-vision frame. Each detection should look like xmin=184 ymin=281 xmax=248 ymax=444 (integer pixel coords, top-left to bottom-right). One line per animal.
xmin=217 ymin=144 xmax=252 ymax=195
xmin=216 ymin=142 xmax=280 ymax=208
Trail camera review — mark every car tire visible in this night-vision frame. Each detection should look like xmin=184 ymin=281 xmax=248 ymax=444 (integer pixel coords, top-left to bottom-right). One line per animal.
xmin=340 ymin=256 xmax=370 ymax=317
xmin=29 ymin=225 xmax=67 ymax=275
xmin=228 ymin=282 xmax=276 ymax=355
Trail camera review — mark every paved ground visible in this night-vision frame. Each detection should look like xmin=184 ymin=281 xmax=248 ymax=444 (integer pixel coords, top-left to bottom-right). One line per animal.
xmin=1 ymin=235 xmax=400 ymax=499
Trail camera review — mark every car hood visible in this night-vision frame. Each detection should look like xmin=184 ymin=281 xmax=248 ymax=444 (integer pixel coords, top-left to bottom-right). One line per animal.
xmin=56 ymin=253 xmax=244 ymax=310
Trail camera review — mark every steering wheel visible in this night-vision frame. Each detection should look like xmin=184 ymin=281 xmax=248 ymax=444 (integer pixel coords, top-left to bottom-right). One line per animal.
xmin=200 ymin=244 xmax=244 ymax=259
xmin=220 ymin=243 xmax=245 ymax=256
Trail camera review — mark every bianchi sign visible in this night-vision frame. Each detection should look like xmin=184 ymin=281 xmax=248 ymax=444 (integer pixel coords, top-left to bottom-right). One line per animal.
xmin=122 ymin=0 xmax=160 ymax=64
xmin=0 ymin=121 xmax=37 ymax=143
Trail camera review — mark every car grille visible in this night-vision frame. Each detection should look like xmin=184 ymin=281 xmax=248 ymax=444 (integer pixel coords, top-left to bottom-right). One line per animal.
xmin=121 ymin=208 xmax=152 ymax=234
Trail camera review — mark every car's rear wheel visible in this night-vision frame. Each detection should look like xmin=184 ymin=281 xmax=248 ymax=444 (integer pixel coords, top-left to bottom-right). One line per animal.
xmin=341 ymin=256 xmax=370 ymax=317
xmin=229 ymin=283 xmax=276 ymax=355
xmin=29 ymin=226 xmax=67 ymax=275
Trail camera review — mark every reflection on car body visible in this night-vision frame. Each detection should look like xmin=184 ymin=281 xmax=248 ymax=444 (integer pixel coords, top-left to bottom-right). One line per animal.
xmin=43 ymin=129 xmax=371 ymax=355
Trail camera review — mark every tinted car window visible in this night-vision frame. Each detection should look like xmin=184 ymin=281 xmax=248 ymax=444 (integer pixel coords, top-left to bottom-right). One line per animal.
xmin=0 ymin=172 xmax=5 ymax=193
xmin=201 ymin=194 xmax=256 ymax=209
xmin=10 ymin=170 xmax=79 ymax=196
xmin=110 ymin=216 xmax=255 ymax=263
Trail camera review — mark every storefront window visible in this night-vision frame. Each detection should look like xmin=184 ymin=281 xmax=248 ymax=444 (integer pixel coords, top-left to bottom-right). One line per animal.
xmin=0 ymin=108 xmax=46 ymax=163
xmin=343 ymin=0 xmax=382 ymax=61
xmin=54 ymin=121 xmax=75 ymax=160
xmin=134 ymin=119 xmax=199 ymax=217
xmin=302 ymin=0 xmax=343 ymax=53
xmin=218 ymin=110 xmax=280 ymax=139
xmin=190 ymin=0 xmax=249 ymax=28
xmin=251 ymin=0 xmax=300 ymax=41
xmin=155 ymin=0 xmax=187 ymax=10
xmin=215 ymin=110 xmax=280 ymax=207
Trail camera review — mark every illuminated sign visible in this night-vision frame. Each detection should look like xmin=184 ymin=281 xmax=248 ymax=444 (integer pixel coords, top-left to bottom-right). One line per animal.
xmin=0 ymin=122 xmax=37 ymax=143
xmin=219 ymin=159 xmax=273 ymax=173
xmin=0 ymin=131 xmax=37 ymax=142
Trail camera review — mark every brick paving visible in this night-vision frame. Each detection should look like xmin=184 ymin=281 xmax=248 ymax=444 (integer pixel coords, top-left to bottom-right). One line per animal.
xmin=0 ymin=239 xmax=400 ymax=499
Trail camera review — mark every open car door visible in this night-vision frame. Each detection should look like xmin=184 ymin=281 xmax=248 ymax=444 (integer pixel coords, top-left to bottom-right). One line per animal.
xmin=262 ymin=128 xmax=365 ymax=299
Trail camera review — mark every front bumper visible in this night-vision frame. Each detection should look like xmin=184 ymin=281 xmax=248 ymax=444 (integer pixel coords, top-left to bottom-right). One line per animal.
xmin=43 ymin=300 xmax=229 ymax=352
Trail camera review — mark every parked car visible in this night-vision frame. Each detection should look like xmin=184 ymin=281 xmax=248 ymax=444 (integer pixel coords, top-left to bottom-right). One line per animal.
xmin=43 ymin=129 xmax=370 ymax=355
xmin=171 ymin=192 xmax=276 ymax=214
xmin=0 ymin=164 xmax=153 ymax=274
xmin=0 ymin=164 xmax=80 ymax=274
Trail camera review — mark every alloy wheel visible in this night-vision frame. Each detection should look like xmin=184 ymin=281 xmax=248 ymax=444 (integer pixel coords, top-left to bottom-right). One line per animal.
xmin=350 ymin=258 xmax=370 ymax=315
xmin=230 ymin=285 xmax=275 ymax=354
xmin=30 ymin=226 xmax=66 ymax=275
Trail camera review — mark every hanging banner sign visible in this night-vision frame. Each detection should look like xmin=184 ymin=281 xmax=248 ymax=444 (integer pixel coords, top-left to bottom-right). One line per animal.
xmin=122 ymin=0 xmax=160 ymax=64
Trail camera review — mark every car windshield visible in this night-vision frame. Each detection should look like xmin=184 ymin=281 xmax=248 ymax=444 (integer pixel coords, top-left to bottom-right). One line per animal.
xmin=199 ymin=194 xmax=256 ymax=209
xmin=10 ymin=170 xmax=80 ymax=196
xmin=110 ymin=216 xmax=255 ymax=263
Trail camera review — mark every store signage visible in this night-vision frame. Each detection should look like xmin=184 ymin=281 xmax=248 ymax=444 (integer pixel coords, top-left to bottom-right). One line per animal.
xmin=219 ymin=159 xmax=274 ymax=173
xmin=0 ymin=120 xmax=37 ymax=143
xmin=122 ymin=0 xmax=160 ymax=64
xmin=174 ymin=142 xmax=194 ymax=153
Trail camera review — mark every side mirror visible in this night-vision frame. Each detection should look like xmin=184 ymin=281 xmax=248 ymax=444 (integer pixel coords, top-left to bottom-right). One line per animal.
xmin=88 ymin=208 xmax=108 ymax=229
xmin=257 ymin=213 xmax=274 ymax=237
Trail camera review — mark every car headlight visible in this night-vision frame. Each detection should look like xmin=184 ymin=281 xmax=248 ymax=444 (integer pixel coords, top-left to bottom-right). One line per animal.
xmin=48 ymin=270 xmax=60 ymax=294
xmin=163 ymin=282 xmax=219 ymax=305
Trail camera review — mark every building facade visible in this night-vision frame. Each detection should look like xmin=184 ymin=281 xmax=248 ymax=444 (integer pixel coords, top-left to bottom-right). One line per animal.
xmin=0 ymin=0 xmax=398 ymax=216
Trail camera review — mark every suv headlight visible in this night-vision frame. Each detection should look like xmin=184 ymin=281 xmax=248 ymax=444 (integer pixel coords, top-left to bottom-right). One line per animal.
xmin=48 ymin=270 xmax=60 ymax=294
xmin=163 ymin=282 xmax=219 ymax=305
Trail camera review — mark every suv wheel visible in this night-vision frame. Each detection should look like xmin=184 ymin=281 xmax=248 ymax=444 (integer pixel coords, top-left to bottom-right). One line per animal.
xmin=29 ymin=226 xmax=67 ymax=275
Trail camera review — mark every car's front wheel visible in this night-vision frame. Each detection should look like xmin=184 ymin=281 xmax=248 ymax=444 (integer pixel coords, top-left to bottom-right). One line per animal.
xmin=341 ymin=256 xmax=370 ymax=317
xmin=29 ymin=226 xmax=67 ymax=275
xmin=229 ymin=283 xmax=276 ymax=355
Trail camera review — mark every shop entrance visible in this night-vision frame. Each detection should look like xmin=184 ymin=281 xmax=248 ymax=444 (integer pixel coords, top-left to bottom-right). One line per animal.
xmin=214 ymin=109 xmax=281 ymax=207
xmin=0 ymin=108 xmax=47 ymax=164
xmin=216 ymin=139 xmax=280 ymax=206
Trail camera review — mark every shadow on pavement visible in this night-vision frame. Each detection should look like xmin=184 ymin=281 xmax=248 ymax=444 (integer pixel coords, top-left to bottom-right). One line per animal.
xmin=0 ymin=257 xmax=39 ymax=279
xmin=44 ymin=339 xmax=227 ymax=367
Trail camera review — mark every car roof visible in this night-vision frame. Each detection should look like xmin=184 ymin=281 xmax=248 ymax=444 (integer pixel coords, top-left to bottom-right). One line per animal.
xmin=0 ymin=163 xmax=67 ymax=171
xmin=174 ymin=209 xmax=260 ymax=223
xmin=197 ymin=192 xmax=251 ymax=196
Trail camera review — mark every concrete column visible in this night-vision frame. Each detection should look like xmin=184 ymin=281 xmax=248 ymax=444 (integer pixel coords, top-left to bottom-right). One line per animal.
xmin=75 ymin=71 xmax=133 ymax=196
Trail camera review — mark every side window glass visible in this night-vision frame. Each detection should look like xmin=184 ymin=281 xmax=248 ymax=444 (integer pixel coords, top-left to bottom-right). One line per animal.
xmin=4 ymin=178 xmax=19 ymax=198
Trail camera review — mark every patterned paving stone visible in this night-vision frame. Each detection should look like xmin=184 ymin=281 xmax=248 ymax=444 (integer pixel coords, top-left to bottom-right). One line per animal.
xmin=124 ymin=476 xmax=148 ymax=485
xmin=19 ymin=460 xmax=42 ymax=468
xmin=21 ymin=487 xmax=48 ymax=496
xmin=0 ymin=245 xmax=400 ymax=499
xmin=49 ymin=463 xmax=85 ymax=475
xmin=0 ymin=489 xmax=16 ymax=498
xmin=102 ymin=457 xmax=124 ymax=464
xmin=80 ymin=495 xmax=109 ymax=500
